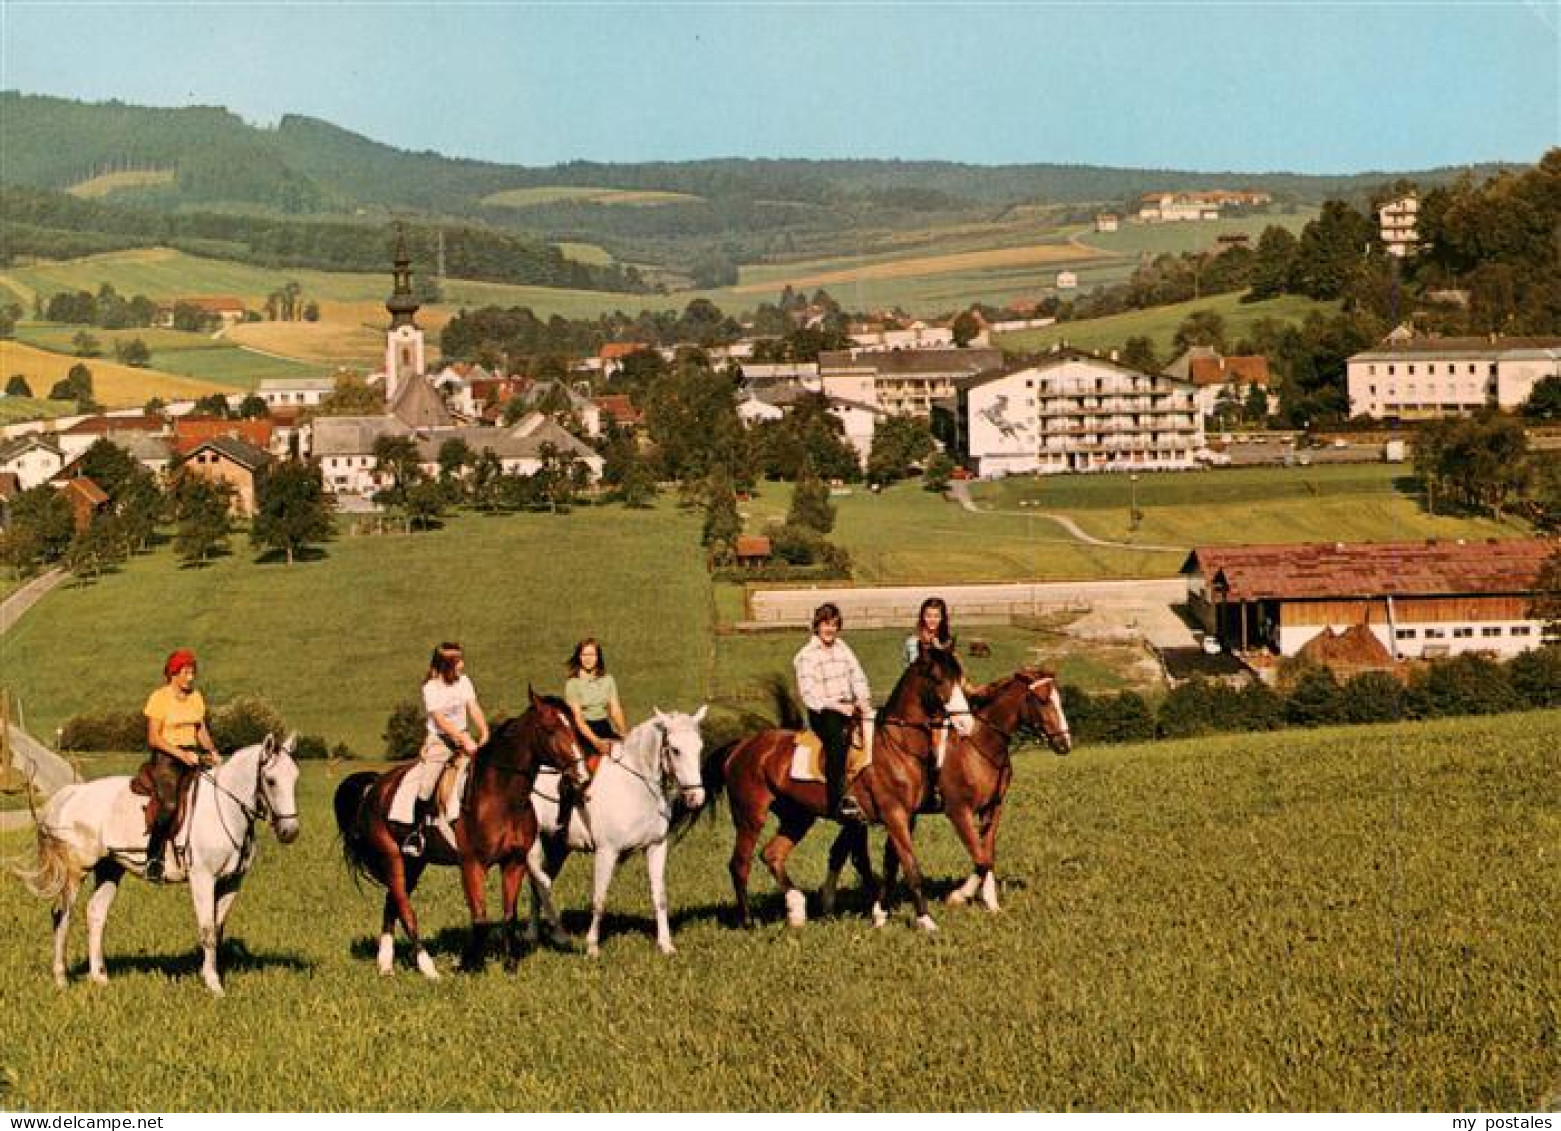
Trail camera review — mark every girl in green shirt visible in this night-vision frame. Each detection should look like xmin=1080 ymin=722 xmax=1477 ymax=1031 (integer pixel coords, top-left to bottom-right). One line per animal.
xmin=564 ymin=637 xmax=628 ymax=756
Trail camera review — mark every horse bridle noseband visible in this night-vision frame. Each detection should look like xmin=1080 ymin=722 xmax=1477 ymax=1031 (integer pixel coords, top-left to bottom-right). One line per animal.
xmin=196 ymin=745 xmax=297 ymax=855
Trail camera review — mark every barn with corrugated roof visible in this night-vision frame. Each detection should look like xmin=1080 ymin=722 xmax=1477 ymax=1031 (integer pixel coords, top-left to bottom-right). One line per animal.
xmin=1182 ymin=539 xmax=1555 ymax=660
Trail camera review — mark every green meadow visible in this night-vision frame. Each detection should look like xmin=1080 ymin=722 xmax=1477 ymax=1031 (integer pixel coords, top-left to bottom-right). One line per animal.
xmin=0 ymin=711 xmax=1554 ymax=1109
xmin=13 ymin=322 xmax=328 ymax=389
xmin=994 ymin=292 xmax=1340 ymax=359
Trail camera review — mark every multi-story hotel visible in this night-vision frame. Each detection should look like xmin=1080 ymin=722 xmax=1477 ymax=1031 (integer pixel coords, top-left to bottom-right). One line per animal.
xmin=818 ymin=347 xmax=1003 ymax=419
xmin=1347 ymin=334 xmax=1561 ymax=419
xmin=952 ymin=350 xmax=1204 ymax=476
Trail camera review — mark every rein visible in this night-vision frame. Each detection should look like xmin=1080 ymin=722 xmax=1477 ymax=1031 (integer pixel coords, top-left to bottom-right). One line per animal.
xmin=193 ymin=748 xmax=295 ymax=858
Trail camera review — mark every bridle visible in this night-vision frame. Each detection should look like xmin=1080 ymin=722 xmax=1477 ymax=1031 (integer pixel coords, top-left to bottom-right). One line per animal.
xmin=964 ymin=678 xmax=1072 ymax=752
xmin=195 ymin=743 xmax=298 ymax=855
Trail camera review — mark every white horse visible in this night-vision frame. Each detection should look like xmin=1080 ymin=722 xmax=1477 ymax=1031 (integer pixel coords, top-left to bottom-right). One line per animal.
xmin=527 ymin=707 xmax=706 ymax=957
xmin=18 ymin=733 xmax=301 ymax=996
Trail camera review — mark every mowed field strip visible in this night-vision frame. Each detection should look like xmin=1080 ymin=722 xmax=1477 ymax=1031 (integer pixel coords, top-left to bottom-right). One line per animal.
xmin=480 ymin=185 xmax=704 ymax=208
xmin=0 ymin=340 xmax=231 ymax=407
xmin=732 ymin=239 xmax=1107 ymax=295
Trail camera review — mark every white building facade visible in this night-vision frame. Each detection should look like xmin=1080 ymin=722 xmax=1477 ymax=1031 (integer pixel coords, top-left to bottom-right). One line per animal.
xmin=1347 ymin=336 xmax=1561 ymax=418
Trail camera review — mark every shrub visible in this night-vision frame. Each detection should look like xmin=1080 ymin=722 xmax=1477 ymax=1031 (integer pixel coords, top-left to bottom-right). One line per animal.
xmin=60 ymin=708 xmax=145 ymax=752
xmin=1069 ymin=688 xmax=1155 ymax=745
xmin=1506 ymin=646 xmax=1561 ymax=709
xmin=294 ymin=734 xmax=330 ymax=760
xmin=208 ymin=695 xmax=288 ymax=751
xmin=383 ymin=699 xmax=425 ymax=760
xmin=1238 ymin=682 xmax=1286 ymax=731
xmin=1157 ymin=678 xmax=1250 ymax=739
xmin=1341 ymin=671 xmax=1407 ymax=724
xmin=1412 ymin=654 xmax=1521 ymax=718
xmin=1284 ymin=666 xmax=1348 ymax=727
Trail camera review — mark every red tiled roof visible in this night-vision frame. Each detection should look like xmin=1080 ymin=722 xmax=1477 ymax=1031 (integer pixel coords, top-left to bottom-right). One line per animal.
xmin=173 ymin=418 xmax=273 ymax=456
xmin=174 ymin=296 xmax=246 ymax=314
xmin=1183 ymin=539 xmax=1555 ymax=601
xmin=1188 ymin=356 xmax=1271 ymax=387
xmin=60 ymin=477 xmax=110 ymax=506
xmin=735 ymin=535 xmax=772 ymax=558
xmin=592 ymin=394 xmax=642 ymax=424
xmin=601 ymin=342 xmax=649 ymax=361
xmin=62 ymin=415 xmax=165 ymax=436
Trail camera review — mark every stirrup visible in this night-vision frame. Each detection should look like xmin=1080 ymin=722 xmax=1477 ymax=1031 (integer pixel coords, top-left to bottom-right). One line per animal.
xmin=835 ymin=796 xmax=865 ymax=823
xmin=402 ymin=828 xmax=425 ymax=858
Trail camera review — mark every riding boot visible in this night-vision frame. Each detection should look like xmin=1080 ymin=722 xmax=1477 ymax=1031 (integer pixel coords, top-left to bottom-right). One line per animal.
xmin=825 ymin=741 xmax=863 ymax=823
xmin=402 ymin=798 xmax=427 ymax=858
xmin=145 ymin=821 xmax=170 ymax=883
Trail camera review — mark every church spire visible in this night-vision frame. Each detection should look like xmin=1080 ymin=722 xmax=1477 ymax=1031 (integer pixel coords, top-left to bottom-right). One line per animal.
xmin=386 ymin=222 xmax=420 ymax=329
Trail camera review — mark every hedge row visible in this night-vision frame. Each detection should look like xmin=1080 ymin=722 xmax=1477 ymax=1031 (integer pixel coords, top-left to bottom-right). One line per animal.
xmin=1067 ymin=647 xmax=1561 ymax=745
xmin=60 ymin=695 xmax=345 ymax=759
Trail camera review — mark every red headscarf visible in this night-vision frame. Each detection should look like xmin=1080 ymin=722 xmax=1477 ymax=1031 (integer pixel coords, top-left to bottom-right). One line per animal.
xmin=163 ymin=649 xmax=198 ymax=680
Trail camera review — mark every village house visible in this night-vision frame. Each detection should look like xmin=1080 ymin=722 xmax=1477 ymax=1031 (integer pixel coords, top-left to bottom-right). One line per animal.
xmin=1094 ymin=214 xmax=1119 ymax=233
xmin=412 ymin=416 xmax=604 ymax=482
xmin=311 ymin=416 xmax=411 ymax=496
xmin=1378 ymin=194 xmax=1420 ymax=258
xmin=157 ymin=296 xmax=247 ymax=327
xmin=736 ymin=385 xmax=882 ymax=467
xmin=58 ymin=477 xmax=111 ymax=533
xmin=55 ymin=431 xmax=174 ymax=480
xmin=849 ymin=322 xmax=957 ymax=352
xmin=819 ymin=347 xmax=1002 ymax=420
xmin=173 ymin=417 xmax=276 ymax=459
xmin=180 ymin=435 xmax=272 ymax=516
xmin=1346 ymin=333 xmax=1561 ymax=419
xmin=258 ymin=377 xmax=337 ymax=410
xmin=952 ymin=349 xmax=1204 ymax=476
xmin=0 ymin=434 xmax=66 ymax=489
xmin=54 ymin=413 xmax=168 ymax=462
xmin=1162 ymin=347 xmax=1276 ymax=421
xmin=1182 ymin=539 xmax=1555 ymax=660
xmin=1055 ymin=271 xmax=1078 ymax=291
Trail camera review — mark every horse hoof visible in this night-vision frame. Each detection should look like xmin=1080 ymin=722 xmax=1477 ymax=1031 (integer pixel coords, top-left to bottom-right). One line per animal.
xmin=658 ymin=942 xmax=677 ymax=957
xmin=53 ymin=970 xmax=68 ymax=989
xmin=204 ymin=979 xmax=226 ymax=997
xmin=871 ymin=905 xmax=888 ymax=929
xmin=916 ymin=914 xmax=939 ymax=933
xmin=586 ymin=944 xmax=601 ymax=959
xmin=416 ymin=951 xmax=440 ymax=980
xmin=946 ymin=891 xmax=968 ymax=908
xmin=89 ymin=970 xmax=109 ymax=986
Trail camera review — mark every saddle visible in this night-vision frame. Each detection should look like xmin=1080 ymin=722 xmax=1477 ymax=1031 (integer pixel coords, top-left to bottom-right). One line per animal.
xmin=129 ymin=760 xmax=199 ymax=837
xmin=789 ymin=723 xmax=873 ymax=785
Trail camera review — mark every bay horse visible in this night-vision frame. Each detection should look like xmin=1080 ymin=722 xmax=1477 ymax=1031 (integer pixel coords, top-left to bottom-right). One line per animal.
xmin=821 ymin=667 xmax=1072 ymax=920
xmin=526 ymin=707 xmax=707 ymax=956
xmin=18 ymin=733 xmax=302 ymax=997
xmin=703 ymin=645 xmax=973 ymax=933
xmin=334 ymin=689 xmax=590 ymax=977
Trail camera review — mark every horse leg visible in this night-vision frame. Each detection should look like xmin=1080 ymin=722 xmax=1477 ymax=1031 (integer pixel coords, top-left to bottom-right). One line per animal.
xmin=385 ymin=852 xmax=438 ymax=979
xmin=51 ymin=872 xmax=82 ymax=987
xmin=945 ymin=803 xmax=987 ymax=909
xmin=378 ymin=893 xmax=399 ymax=976
xmin=761 ymin=806 xmax=817 ymax=929
xmin=188 ymin=868 xmax=225 ymax=996
xmin=979 ymin=801 xmax=1006 ymax=912
xmin=646 ymin=839 xmax=676 ymax=956
xmin=458 ymin=857 xmax=492 ymax=973
xmin=872 ymin=832 xmax=900 ymax=928
xmin=213 ymin=874 xmax=244 ymax=949
xmin=881 ymin=810 xmax=937 ymax=933
xmin=585 ymin=846 xmax=622 ymax=958
xmin=525 ymin=836 xmax=569 ymax=946
xmin=501 ymin=861 xmax=527 ymax=972
xmin=85 ymin=860 xmax=125 ymax=985
xmin=727 ymin=804 xmax=766 ymax=930
xmin=819 ymin=825 xmax=854 ymax=917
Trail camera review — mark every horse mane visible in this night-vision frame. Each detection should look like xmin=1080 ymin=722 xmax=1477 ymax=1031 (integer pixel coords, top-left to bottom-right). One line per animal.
xmin=883 ymin=646 xmax=964 ymax=716
xmin=761 ymin=674 xmax=805 ymax=732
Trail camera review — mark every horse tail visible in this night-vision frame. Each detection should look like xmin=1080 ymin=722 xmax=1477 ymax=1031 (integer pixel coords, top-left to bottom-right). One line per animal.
xmin=334 ymin=772 xmax=384 ymax=889
xmin=764 ymin=674 xmax=805 ymax=732
xmin=691 ymin=739 xmax=739 ymax=829
xmin=13 ymin=823 xmax=75 ymax=909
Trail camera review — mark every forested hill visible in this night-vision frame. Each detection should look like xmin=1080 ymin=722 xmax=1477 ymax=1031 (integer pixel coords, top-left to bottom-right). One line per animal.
xmin=2 ymin=92 xmax=1517 ymax=216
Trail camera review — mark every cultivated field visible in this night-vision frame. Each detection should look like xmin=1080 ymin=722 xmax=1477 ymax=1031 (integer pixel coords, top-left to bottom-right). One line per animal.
xmin=969 ymin=465 xmax=1523 ymax=548
xmin=13 ymin=323 xmax=329 ymax=389
xmin=733 ymin=240 xmax=1104 ymax=296
xmin=0 ymin=340 xmax=231 ymax=408
xmin=994 ymin=292 xmax=1339 ymax=358
xmin=481 ymin=186 xmax=703 ymax=208
xmin=0 ymin=711 xmax=1554 ymax=1109
xmin=66 ymin=170 xmax=177 ymax=199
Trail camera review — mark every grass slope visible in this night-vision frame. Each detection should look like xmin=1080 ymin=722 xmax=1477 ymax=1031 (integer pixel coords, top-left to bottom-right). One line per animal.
xmin=0 ymin=711 xmax=1554 ymax=1109
xmin=482 ymin=186 xmax=703 ymax=208
xmin=0 ymin=340 xmax=231 ymax=408
xmin=995 ymin=292 xmax=1339 ymax=359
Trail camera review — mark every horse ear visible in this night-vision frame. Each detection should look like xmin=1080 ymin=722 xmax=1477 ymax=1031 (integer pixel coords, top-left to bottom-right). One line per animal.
xmin=653 ymin=706 xmax=666 ymax=723
xmin=692 ymin=704 xmax=708 ymax=724
xmin=263 ymin=733 xmax=278 ymax=756
xmin=283 ymin=730 xmax=298 ymax=755
xmin=528 ymin=684 xmax=540 ymax=708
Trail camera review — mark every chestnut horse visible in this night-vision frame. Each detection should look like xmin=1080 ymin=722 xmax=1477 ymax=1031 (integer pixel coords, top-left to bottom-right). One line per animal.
xmin=703 ymin=645 xmax=973 ymax=933
xmin=334 ymin=690 xmax=590 ymax=977
xmin=821 ymin=667 xmax=1072 ymax=920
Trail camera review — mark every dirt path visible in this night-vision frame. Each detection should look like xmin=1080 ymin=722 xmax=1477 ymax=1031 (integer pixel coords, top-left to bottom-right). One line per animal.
xmin=0 ymin=568 xmax=66 ymax=636
xmin=946 ymin=480 xmax=1185 ymax=552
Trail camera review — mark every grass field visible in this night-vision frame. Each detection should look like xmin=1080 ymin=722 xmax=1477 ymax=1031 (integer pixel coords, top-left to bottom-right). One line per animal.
xmin=733 ymin=240 xmax=1104 ymax=296
xmin=969 ymin=464 xmax=1523 ymax=548
xmin=1072 ymin=209 xmax=1318 ymax=260
xmin=555 ymin=242 xmax=616 ymax=267
xmin=0 ymin=397 xmax=76 ymax=426
xmin=0 ymin=340 xmax=231 ymax=409
xmin=995 ymin=292 xmax=1340 ymax=359
xmin=12 ymin=323 xmax=330 ymax=390
xmin=481 ymin=186 xmax=703 ymax=208
xmin=0 ymin=710 xmax=1554 ymax=1110
xmin=66 ymin=170 xmax=177 ymax=199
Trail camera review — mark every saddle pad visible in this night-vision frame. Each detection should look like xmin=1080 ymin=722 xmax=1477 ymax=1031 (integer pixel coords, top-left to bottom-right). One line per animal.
xmin=789 ymin=722 xmax=873 ymax=784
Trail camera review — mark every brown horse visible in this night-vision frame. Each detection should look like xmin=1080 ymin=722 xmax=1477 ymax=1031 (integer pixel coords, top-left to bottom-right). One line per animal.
xmin=820 ymin=667 xmax=1073 ymax=920
xmin=702 ymin=645 xmax=973 ymax=932
xmin=334 ymin=690 xmax=590 ymax=976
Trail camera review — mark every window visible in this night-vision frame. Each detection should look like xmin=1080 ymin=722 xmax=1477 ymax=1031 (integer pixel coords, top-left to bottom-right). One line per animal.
xmin=1424 ymin=628 xmax=1446 ymax=639
xmin=1395 ymin=629 xmax=1417 ymax=640
xmin=1512 ymin=626 xmax=1532 ymax=636
xmin=1453 ymin=627 xmax=1473 ymax=639
xmin=1481 ymin=627 xmax=1501 ymax=637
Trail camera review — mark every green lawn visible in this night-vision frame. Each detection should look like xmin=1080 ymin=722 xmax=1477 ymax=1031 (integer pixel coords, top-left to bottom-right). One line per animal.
xmin=971 ymin=464 xmax=1522 ymax=547
xmin=995 ymin=292 xmax=1339 ymax=359
xmin=14 ymin=322 xmax=328 ymax=389
xmin=0 ymin=396 xmax=75 ymax=425
xmin=0 ymin=710 xmax=1554 ymax=1109
xmin=1 ymin=506 xmax=711 ymax=757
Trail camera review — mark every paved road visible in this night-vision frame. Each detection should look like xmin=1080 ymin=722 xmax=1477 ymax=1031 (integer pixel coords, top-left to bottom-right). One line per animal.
xmin=0 ymin=568 xmax=66 ymax=636
xmin=947 ymin=480 xmax=1185 ymax=552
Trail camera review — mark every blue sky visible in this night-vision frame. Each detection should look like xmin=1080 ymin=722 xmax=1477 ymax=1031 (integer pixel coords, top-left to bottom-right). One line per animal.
xmin=2 ymin=2 xmax=1557 ymax=172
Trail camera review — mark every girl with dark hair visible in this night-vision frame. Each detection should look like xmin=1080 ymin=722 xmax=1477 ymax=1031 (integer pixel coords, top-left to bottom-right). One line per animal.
xmin=903 ymin=596 xmax=953 ymax=666
xmin=565 ymin=638 xmax=627 ymax=757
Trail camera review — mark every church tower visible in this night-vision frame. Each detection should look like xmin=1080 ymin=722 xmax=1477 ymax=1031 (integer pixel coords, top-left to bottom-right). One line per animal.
xmin=383 ymin=223 xmax=425 ymax=404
